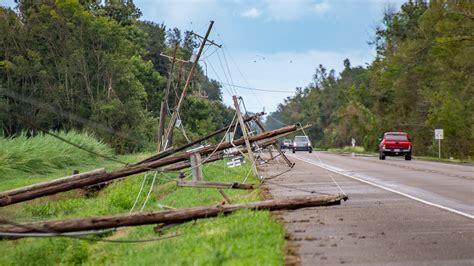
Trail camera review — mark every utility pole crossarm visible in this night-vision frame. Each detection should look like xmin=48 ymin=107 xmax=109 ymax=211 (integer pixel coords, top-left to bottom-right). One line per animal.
xmin=159 ymin=52 xmax=190 ymax=64
xmin=190 ymin=31 xmax=222 ymax=48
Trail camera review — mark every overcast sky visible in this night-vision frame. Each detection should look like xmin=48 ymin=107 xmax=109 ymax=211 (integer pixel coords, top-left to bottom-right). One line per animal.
xmin=1 ymin=0 xmax=405 ymax=113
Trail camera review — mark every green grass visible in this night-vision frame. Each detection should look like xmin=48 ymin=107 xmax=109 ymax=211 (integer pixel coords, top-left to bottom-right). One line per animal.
xmin=327 ymin=145 xmax=366 ymax=153
xmin=0 ymin=135 xmax=285 ymax=265
xmin=412 ymin=155 xmax=474 ymax=164
xmin=0 ymin=131 xmax=114 ymax=179
xmin=325 ymin=145 xmax=473 ymax=164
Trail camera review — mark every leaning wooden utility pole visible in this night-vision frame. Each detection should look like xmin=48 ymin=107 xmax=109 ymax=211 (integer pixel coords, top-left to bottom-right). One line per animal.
xmin=233 ymin=95 xmax=259 ymax=177
xmin=157 ymin=44 xmax=179 ymax=152
xmin=162 ymin=21 xmax=218 ymax=150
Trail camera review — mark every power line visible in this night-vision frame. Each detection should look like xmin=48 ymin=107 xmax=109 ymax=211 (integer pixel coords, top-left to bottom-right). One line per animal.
xmin=216 ymin=49 xmax=237 ymax=95
xmin=220 ymin=48 xmax=238 ymax=95
xmin=217 ymin=82 xmax=296 ymax=93
xmin=205 ymin=58 xmax=235 ymax=98
xmin=222 ymin=46 xmax=265 ymax=110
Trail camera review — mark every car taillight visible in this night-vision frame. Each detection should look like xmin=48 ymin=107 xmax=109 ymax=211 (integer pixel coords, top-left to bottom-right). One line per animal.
xmin=383 ymin=145 xmax=386 ymax=149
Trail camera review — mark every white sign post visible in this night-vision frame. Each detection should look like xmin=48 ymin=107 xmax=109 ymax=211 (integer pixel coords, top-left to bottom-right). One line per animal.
xmin=434 ymin=129 xmax=444 ymax=158
xmin=351 ymin=138 xmax=356 ymax=157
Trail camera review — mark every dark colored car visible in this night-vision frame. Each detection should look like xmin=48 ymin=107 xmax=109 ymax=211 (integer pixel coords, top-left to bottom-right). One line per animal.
xmin=379 ymin=132 xmax=412 ymax=160
xmin=292 ymin=136 xmax=312 ymax=153
xmin=280 ymin=139 xmax=292 ymax=149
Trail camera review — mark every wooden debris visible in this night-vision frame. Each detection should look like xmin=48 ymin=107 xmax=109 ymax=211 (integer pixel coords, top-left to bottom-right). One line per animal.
xmin=218 ymin=189 xmax=232 ymax=204
xmin=177 ymin=181 xmax=254 ymax=190
xmin=0 ymin=195 xmax=345 ymax=235
xmin=0 ymin=124 xmax=298 ymax=207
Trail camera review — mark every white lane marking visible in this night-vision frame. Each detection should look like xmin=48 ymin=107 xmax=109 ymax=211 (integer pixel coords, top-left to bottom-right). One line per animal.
xmin=289 ymin=154 xmax=474 ymax=220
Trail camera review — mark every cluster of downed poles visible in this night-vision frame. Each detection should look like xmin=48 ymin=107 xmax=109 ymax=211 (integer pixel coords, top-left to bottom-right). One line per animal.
xmin=0 ymin=111 xmax=346 ymax=239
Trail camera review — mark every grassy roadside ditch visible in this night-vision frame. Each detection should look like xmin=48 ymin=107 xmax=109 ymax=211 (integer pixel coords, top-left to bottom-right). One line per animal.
xmin=0 ymin=132 xmax=285 ymax=265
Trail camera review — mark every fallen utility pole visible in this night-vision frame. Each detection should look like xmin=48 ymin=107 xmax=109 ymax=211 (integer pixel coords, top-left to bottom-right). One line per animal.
xmin=176 ymin=181 xmax=254 ymax=190
xmin=160 ymin=153 xmax=225 ymax=172
xmin=0 ymin=169 xmax=105 ymax=197
xmin=0 ymin=125 xmax=298 ymax=207
xmin=135 ymin=112 xmax=265 ymax=166
xmin=0 ymin=195 xmax=345 ymax=235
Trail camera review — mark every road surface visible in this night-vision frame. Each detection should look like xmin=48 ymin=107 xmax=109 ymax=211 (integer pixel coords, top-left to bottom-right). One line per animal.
xmin=260 ymin=152 xmax=474 ymax=265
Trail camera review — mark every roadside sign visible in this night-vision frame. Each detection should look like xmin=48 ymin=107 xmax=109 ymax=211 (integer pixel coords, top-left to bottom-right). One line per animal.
xmin=434 ymin=129 xmax=443 ymax=158
xmin=434 ymin=129 xmax=444 ymax=140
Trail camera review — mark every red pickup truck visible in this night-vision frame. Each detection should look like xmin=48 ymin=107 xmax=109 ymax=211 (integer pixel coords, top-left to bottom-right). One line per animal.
xmin=379 ymin=132 xmax=412 ymax=160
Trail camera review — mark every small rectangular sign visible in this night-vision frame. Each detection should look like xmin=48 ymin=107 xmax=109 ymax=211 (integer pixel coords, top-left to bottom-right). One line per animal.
xmin=434 ymin=129 xmax=444 ymax=140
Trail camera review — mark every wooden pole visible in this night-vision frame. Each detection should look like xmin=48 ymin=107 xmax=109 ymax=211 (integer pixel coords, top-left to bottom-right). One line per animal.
xmin=163 ymin=21 xmax=215 ymax=150
xmin=218 ymin=189 xmax=232 ymax=204
xmin=233 ymin=96 xmax=258 ymax=177
xmin=157 ymin=44 xmax=179 ymax=152
xmin=0 ymin=195 xmax=344 ymax=235
xmin=0 ymin=125 xmax=298 ymax=207
xmin=136 ymin=112 xmax=265 ymax=165
xmin=157 ymin=101 xmax=166 ymax=152
xmin=255 ymin=116 xmax=274 ymax=158
xmin=254 ymin=119 xmax=294 ymax=168
xmin=190 ymin=153 xmax=203 ymax=182
xmin=0 ymin=169 xmax=105 ymax=197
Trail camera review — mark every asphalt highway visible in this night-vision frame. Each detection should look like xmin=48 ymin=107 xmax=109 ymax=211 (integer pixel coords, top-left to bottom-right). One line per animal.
xmin=261 ymin=152 xmax=474 ymax=265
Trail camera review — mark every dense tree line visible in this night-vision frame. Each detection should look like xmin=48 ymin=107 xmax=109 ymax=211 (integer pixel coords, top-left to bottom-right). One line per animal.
xmin=0 ymin=0 xmax=232 ymax=153
xmin=267 ymin=1 xmax=473 ymax=159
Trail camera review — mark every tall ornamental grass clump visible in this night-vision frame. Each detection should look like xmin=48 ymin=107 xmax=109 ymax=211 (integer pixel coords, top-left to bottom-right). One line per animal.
xmin=0 ymin=131 xmax=114 ymax=179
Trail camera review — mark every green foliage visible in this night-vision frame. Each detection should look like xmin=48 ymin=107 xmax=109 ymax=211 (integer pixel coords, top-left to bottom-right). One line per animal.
xmin=267 ymin=1 xmax=473 ymax=159
xmin=0 ymin=0 xmax=231 ymax=153
xmin=0 ymin=131 xmax=113 ymax=179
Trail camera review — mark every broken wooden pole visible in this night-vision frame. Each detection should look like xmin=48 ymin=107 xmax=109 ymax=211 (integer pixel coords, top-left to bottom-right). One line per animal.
xmin=136 ymin=112 xmax=265 ymax=165
xmin=0 ymin=195 xmax=345 ymax=235
xmin=176 ymin=181 xmax=254 ymax=190
xmin=218 ymin=189 xmax=232 ymax=204
xmin=0 ymin=125 xmax=298 ymax=207
xmin=160 ymin=153 xmax=224 ymax=172
xmin=0 ymin=169 xmax=105 ymax=198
